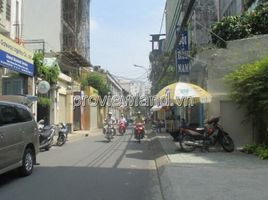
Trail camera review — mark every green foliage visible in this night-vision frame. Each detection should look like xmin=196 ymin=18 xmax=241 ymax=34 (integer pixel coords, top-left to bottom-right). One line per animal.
xmin=211 ymin=4 xmax=268 ymax=47
xmin=37 ymin=97 xmax=51 ymax=108
xmin=243 ymin=144 xmax=268 ymax=159
xmin=226 ymin=56 xmax=268 ymax=143
xmin=226 ymin=57 xmax=268 ymax=116
xmin=255 ymin=146 xmax=268 ymax=159
xmin=242 ymin=143 xmax=258 ymax=154
xmin=33 ymin=53 xmax=60 ymax=84
xmin=82 ymin=72 xmax=110 ymax=98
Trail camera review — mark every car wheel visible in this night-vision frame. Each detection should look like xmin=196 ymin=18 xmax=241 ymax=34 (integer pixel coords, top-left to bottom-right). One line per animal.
xmin=19 ymin=148 xmax=34 ymax=176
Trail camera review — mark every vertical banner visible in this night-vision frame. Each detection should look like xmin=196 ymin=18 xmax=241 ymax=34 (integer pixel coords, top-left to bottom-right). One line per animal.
xmin=176 ymin=31 xmax=189 ymax=74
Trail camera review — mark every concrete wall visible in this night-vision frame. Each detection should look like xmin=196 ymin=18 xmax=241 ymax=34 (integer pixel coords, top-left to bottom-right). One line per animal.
xmin=191 ymin=34 xmax=268 ymax=147
xmin=21 ymin=0 xmax=61 ymax=52
xmin=50 ymin=73 xmax=73 ymax=126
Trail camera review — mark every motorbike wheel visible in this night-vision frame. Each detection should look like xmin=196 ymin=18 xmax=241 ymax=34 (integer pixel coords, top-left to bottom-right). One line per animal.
xmin=45 ymin=136 xmax=54 ymax=150
xmin=138 ymin=133 xmax=141 ymax=143
xmin=57 ymin=135 xmax=66 ymax=146
xmin=221 ymin=135 xmax=234 ymax=152
xmin=180 ymin=134 xmax=196 ymax=152
xmin=107 ymin=133 xmax=111 ymax=142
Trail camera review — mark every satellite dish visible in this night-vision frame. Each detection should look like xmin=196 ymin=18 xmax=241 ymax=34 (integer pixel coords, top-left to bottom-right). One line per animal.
xmin=37 ymin=81 xmax=50 ymax=94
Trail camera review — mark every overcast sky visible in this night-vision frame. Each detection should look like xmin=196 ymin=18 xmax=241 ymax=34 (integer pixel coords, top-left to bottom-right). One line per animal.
xmin=90 ymin=0 xmax=166 ymax=81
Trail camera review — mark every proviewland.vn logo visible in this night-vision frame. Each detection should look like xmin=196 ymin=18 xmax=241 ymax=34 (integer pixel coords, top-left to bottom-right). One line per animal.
xmin=73 ymin=94 xmax=195 ymax=109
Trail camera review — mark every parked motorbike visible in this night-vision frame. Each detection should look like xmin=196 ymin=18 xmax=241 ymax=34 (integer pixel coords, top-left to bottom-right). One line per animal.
xmin=180 ymin=117 xmax=235 ymax=152
xmin=38 ymin=119 xmax=55 ymax=151
xmin=105 ymin=121 xmax=115 ymax=142
xmin=56 ymin=123 xmax=69 ymax=146
xmin=134 ymin=123 xmax=145 ymax=143
xmin=118 ymin=121 xmax=126 ymax=135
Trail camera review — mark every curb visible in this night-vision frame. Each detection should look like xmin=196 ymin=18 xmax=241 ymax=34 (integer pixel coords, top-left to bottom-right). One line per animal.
xmin=149 ymin=132 xmax=179 ymax=200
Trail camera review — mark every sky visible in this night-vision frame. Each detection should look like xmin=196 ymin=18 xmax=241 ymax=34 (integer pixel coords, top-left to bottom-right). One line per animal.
xmin=90 ymin=0 xmax=166 ymax=81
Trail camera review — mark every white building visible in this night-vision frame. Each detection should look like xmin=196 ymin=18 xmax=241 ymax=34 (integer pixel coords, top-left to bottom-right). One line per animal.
xmin=21 ymin=0 xmax=91 ymax=127
xmin=0 ymin=0 xmax=34 ymax=99
xmin=106 ymin=72 xmax=123 ymax=120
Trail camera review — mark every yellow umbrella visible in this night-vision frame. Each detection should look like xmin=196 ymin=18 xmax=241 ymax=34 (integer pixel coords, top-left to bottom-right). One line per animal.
xmin=156 ymin=82 xmax=212 ymax=106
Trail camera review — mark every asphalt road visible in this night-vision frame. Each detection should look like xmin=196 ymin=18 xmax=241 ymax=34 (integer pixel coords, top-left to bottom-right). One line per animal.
xmin=0 ymin=130 xmax=163 ymax=200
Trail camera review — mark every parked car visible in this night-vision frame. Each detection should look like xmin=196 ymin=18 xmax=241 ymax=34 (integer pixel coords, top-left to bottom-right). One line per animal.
xmin=0 ymin=101 xmax=39 ymax=176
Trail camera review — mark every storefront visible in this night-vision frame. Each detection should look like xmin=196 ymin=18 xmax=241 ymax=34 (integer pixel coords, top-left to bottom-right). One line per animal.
xmin=0 ymin=34 xmax=34 ymax=96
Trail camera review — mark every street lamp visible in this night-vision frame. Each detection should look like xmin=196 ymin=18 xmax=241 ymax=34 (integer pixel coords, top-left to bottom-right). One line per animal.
xmin=133 ymin=64 xmax=149 ymax=78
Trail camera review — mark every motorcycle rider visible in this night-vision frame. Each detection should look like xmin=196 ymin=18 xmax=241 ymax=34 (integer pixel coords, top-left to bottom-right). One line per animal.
xmin=135 ymin=111 xmax=144 ymax=124
xmin=103 ymin=111 xmax=116 ymax=135
xmin=134 ymin=111 xmax=145 ymax=138
xmin=119 ymin=114 xmax=127 ymax=125
xmin=118 ymin=114 xmax=127 ymax=133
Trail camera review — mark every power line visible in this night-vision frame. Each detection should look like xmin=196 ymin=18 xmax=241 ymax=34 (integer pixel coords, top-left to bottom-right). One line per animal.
xmin=111 ymin=72 xmax=148 ymax=82
xmin=159 ymin=3 xmax=166 ymax=34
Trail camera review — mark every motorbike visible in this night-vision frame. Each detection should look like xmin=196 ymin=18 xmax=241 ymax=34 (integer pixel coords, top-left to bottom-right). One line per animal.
xmin=56 ymin=123 xmax=69 ymax=146
xmin=180 ymin=117 xmax=235 ymax=152
xmin=118 ymin=121 xmax=126 ymax=135
xmin=38 ymin=119 xmax=55 ymax=151
xmin=134 ymin=123 xmax=145 ymax=143
xmin=105 ymin=121 xmax=115 ymax=142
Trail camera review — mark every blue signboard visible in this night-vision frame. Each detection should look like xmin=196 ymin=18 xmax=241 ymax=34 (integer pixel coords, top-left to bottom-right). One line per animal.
xmin=0 ymin=34 xmax=34 ymax=76
xmin=0 ymin=50 xmax=34 ymax=76
xmin=176 ymin=31 xmax=189 ymax=74
xmin=177 ymin=31 xmax=189 ymax=51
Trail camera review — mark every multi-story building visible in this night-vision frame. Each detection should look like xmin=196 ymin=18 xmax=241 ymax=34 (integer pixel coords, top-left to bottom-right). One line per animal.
xmin=0 ymin=0 xmax=34 ymax=100
xmin=21 ymin=0 xmax=91 ymax=128
xmin=106 ymin=72 xmax=123 ymax=120
xmin=154 ymin=0 xmax=268 ymax=146
xmin=21 ymin=0 xmax=91 ymax=76
xmin=119 ymin=79 xmax=150 ymax=97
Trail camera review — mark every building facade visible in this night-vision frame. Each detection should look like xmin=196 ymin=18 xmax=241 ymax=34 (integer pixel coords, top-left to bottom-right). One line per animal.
xmin=0 ymin=0 xmax=35 ymax=106
xmin=21 ymin=0 xmax=91 ymax=129
xmin=216 ymin=0 xmax=243 ymax=20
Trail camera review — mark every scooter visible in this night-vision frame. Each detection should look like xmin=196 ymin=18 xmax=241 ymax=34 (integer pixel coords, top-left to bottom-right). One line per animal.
xmin=105 ymin=121 xmax=114 ymax=142
xmin=38 ymin=120 xmax=55 ymax=151
xmin=180 ymin=117 xmax=235 ymax=152
xmin=56 ymin=123 xmax=69 ymax=146
xmin=134 ymin=123 xmax=145 ymax=143
xmin=118 ymin=122 xmax=126 ymax=135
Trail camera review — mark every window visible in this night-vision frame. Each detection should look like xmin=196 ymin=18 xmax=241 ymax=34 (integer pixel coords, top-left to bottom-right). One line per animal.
xmin=0 ymin=0 xmax=4 ymax=13
xmin=0 ymin=105 xmax=20 ymax=126
xmin=6 ymin=0 xmax=11 ymax=21
xmin=16 ymin=107 xmax=33 ymax=122
xmin=3 ymin=78 xmax=26 ymax=95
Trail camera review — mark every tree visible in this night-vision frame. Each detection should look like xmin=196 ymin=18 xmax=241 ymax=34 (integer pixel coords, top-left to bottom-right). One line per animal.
xmin=82 ymin=72 xmax=110 ymax=98
xmin=226 ymin=56 xmax=268 ymax=144
xmin=33 ymin=53 xmax=60 ymax=84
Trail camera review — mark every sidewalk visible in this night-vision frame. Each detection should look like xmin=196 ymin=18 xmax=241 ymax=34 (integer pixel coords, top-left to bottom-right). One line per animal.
xmin=68 ymin=129 xmax=103 ymax=142
xmin=150 ymin=132 xmax=268 ymax=200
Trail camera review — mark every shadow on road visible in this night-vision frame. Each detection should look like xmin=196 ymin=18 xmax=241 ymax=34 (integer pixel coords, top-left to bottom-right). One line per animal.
xmin=0 ymin=165 xmax=161 ymax=200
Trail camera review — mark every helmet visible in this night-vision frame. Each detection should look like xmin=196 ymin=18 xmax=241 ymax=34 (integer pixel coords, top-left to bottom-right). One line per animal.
xmin=137 ymin=111 xmax=141 ymax=115
xmin=108 ymin=111 xmax=112 ymax=115
xmin=121 ymin=114 xmax=124 ymax=117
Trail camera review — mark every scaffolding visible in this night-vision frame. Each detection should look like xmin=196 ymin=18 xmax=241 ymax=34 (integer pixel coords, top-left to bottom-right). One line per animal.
xmin=61 ymin=0 xmax=91 ymax=68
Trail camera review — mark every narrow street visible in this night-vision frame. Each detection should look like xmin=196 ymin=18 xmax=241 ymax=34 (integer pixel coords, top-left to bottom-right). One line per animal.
xmin=0 ymin=130 xmax=163 ymax=200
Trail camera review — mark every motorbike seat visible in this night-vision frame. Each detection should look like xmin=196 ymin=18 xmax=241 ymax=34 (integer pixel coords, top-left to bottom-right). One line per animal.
xmin=40 ymin=129 xmax=53 ymax=138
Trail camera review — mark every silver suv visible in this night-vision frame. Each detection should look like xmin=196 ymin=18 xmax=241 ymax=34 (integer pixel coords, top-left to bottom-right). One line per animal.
xmin=0 ymin=101 xmax=39 ymax=176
